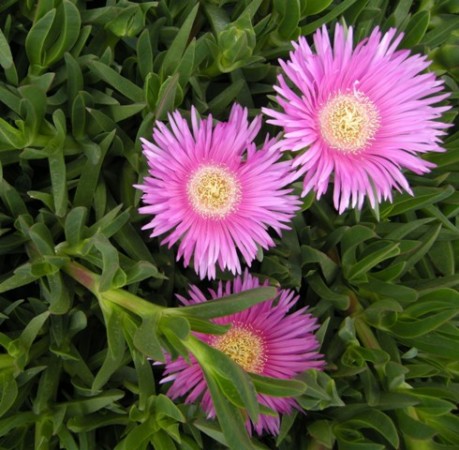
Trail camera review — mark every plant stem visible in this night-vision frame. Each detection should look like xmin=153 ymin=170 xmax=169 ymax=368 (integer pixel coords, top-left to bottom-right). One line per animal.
xmin=63 ymin=260 xmax=99 ymax=295
xmin=102 ymin=288 xmax=164 ymax=316
xmin=63 ymin=260 xmax=164 ymax=316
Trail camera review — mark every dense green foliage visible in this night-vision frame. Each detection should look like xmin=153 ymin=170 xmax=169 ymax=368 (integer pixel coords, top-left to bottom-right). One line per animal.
xmin=0 ymin=0 xmax=458 ymax=449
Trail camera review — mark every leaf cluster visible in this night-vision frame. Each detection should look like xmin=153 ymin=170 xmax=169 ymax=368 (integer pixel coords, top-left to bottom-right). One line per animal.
xmin=0 ymin=0 xmax=458 ymax=449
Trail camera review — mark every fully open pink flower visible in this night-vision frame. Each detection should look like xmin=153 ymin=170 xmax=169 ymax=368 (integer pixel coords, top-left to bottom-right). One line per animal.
xmin=160 ymin=271 xmax=324 ymax=435
xmin=136 ymin=104 xmax=300 ymax=279
xmin=263 ymin=24 xmax=450 ymax=213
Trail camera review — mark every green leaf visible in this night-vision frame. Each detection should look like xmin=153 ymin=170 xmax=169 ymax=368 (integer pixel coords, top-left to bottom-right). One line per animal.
xmin=297 ymin=371 xmax=344 ymax=410
xmin=395 ymin=409 xmax=436 ymax=440
xmin=89 ymin=61 xmax=144 ymax=103
xmin=301 ymin=245 xmax=338 ymax=283
xmin=0 ymin=28 xmax=14 ymax=70
xmin=273 ymin=0 xmax=300 ymax=40
xmin=187 ymin=317 xmax=229 ymax=335
xmin=155 ymin=74 xmax=183 ymax=120
xmin=8 ymin=311 xmax=49 ymax=368
xmin=115 ymin=420 xmax=153 ymax=450
xmin=64 ymin=207 xmax=88 ymax=247
xmin=159 ymin=315 xmax=189 ymax=341
xmin=413 ymin=394 xmax=455 ymax=416
xmin=422 ymin=14 xmax=459 ymax=47
xmin=134 ymin=313 xmax=164 ymax=361
xmin=71 ymin=92 xmax=87 ymax=140
xmin=105 ymin=4 xmax=145 ymax=37
xmin=306 ymin=272 xmax=350 ymax=310
xmin=124 ymin=260 xmax=164 ymax=285
xmin=387 ymin=0 xmax=412 ymax=27
xmin=250 ymin=373 xmax=306 ymax=397
xmin=347 ymin=409 xmax=399 ymax=448
xmin=341 ymin=225 xmax=377 ymax=267
xmin=67 ymin=412 xmax=129 ymax=433
xmin=28 ymin=222 xmax=55 ymax=256
xmin=49 ymin=148 xmax=68 ymax=217
xmin=346 ymin=242 xmax=400 ymax=282
xmin=0 ymin=373 xmax=18 ymax=418
xmin=19 ymin=85 xmax=47 ymax=140
xmin=176 ymin=287 xmax=277 ymax=319
xmin=400 ymin=333 xmax=458 ymax=359
xmin=25 ymin=8 xmax=56 ymax=68
xmin=91 ymin=234 xmax=124 ymax=292
xmin=302 ymin=0 xmax=358 ymax=35
xmin=0 ymin=85 xmax=21 ymax=115
xmin=380 ymin=218 xmax=435 ymax=240
xmin=145 ymin=72 xmax=161 ymax=111
xmin=137 ymin=29 xmax=153 ymax=79
xmin=334 ymin=426 xmax=385 ymax=450
xmin=42 ymin=272 xmax=72 ymax=314
xmin=176 ymin=39 xmax=196 ymax=89
xmin=0 ymin=411 xmax=36 ymax=437
xmin=344 ymin=0 xmax=370 ymax=25
xmin=108 ymin=103 xmax=146 ymax=122
xmin=93 ymin=304 xmax=126 ymax=391
xmin=64 ymin=52 xmax=83 ymax=102
xmin=208 ymin=79 xmax=245 ymax=115
xmin=389 ymin=310 xmax=458 ymax=338
xmin=401 ymin=11 xmax=430 ymax=47
xmin=190 ymin=338 xmax=259 ymax=423
xmin=0 ymin=179 xmax=27 ymax=216
xmin=73 ymin=131 xmax=115 ymax=208
xmin=429 ymin=240 xmax=455 ymax=276
xmin=203 ymin=371 xmax=257 ymax=450
xmin=0 ymin=117 xmax=27 ymax=149
xmin=303 ymin=0 xmax=333 ymax=16
xmin=149 ymin=429 xmax=176 ymax=450
xmin=161 ymin=4 xmax=199 ymax=78
xmin=398 ymin=224 xmax=442 ymax=275
xmin=381 ymin=186 xmax=455 ymax=218
xmin=46 ymin=0 xmax=81 ymax=66
xmin=362 ymin=278 xmax=418 ymax=303
xmin=33 ymin=357 xmax=61 ymax=414
xmin=113 ymin=223 xmax=156 ymax=264
xmin=57 ymin=426 xmax=79 ymax=450
xmin=88 ymin=205 xmax=130 ymax=239
xmin=0 ymin=263 xmax=39 ymax=293
xmin=342 ymin=345 xmax=390 ymax=367
xmin=308 ymin=420 xmax=336 ymax=448
xmin=156 ymin=394 xmax=185 ymax=422
xmin=64 ymin=390 xmax=124 ymax=416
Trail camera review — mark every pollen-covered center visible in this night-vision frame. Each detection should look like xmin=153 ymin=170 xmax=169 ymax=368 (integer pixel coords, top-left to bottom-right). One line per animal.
xmin=187 ymin=165 xmax=241 ymax=219
xmin=319 ymin=91 xmax=379 ymax=153
xmin=212 ymin=325 xmax=266 ymax=373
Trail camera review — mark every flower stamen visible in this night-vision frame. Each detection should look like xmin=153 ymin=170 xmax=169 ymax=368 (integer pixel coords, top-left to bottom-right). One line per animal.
xmin=187 ymin=165 xmax=241 ymax=218
xmin=212 ymin=325 xmax=266 ymax=373
xmin=319 ymin=91 xmax=379 ymax=153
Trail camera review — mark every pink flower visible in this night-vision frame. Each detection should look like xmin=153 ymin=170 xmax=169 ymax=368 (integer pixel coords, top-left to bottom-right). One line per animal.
xmin=263 ymin=24 xmax=450 ymax=213
xmin=160 ymin=271 xmax=324 ymax=435
xmin=136 ymin=104 xmax=300 ymax=279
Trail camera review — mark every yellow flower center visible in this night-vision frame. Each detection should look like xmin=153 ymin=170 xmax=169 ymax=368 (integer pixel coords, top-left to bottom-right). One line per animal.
xmin=187 ymin=165 xmax=241 ymax=218
xmin=319 ymin=91 xmax=379 ymax=153
xmin=212 ymin=325 xmax=266 ymax=373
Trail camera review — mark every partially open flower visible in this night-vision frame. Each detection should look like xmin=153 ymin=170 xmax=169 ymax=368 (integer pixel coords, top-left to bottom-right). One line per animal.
xmin=136 ymin=104 xmax=300 ymax=279
xmin=159 ymin=271 xmax=324 ymax=435
xmin=263 ymin=24 xmax=450 ymax=213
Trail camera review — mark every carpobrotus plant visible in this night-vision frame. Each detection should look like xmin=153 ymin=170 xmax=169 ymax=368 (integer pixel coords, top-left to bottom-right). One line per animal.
xmin=137 ymin=104 xmax=300 ymax=279
xmin=0 ymin=1 xmax=457 ymax=449
xmin=264 ymin=24 xmax=450 ymax=212
xmin=160 ymin=271 xmax=324 ymax=435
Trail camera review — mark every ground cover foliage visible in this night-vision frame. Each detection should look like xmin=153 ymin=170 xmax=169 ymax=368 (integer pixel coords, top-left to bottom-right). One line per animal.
xmin=0 ymin=0 xmax=458 ymax=449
